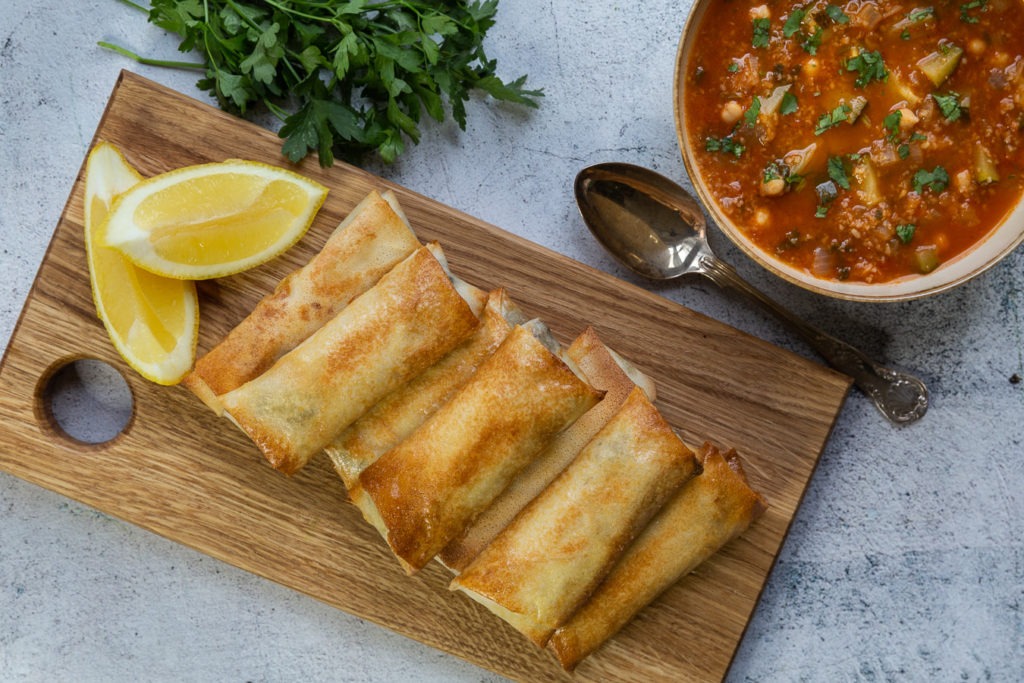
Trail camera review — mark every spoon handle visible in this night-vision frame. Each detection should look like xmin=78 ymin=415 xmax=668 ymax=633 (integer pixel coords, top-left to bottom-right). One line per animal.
xmin=700 ymin=256 xmax=928 ymax=424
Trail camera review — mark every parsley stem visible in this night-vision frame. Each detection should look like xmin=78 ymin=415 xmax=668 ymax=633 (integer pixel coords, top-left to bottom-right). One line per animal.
xmin=112 ymin=0 xmax=148 ymax=12
xmin=261 ymin=0 xmax=329 ymax=23
xmin=97 ymin=41 xmax=205 ymax=70
xmin=264 ymin=99 xmax=290 ymax=123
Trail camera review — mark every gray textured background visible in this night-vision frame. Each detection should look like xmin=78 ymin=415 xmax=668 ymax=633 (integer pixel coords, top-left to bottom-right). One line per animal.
xmin=2 ymin=1 xmax=1022 ymax=681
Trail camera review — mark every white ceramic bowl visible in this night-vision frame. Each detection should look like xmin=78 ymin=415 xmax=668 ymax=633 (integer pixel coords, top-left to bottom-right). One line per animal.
xmin=672 ymin=0 xmax=1024 ymax=302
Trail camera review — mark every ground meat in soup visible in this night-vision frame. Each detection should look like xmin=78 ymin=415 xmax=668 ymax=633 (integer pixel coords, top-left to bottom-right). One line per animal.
xmin=684 ymin=0 xmax=1024 ymax=283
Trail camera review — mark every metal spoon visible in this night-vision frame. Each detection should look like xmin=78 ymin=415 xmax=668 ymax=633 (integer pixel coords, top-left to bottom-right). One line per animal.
xmin=575 ymin=162 xmax=928 ymax=424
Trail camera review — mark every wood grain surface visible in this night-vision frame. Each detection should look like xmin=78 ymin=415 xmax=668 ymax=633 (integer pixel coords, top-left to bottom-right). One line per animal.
xmin=0 ymin=72 xmax=851 ymax=682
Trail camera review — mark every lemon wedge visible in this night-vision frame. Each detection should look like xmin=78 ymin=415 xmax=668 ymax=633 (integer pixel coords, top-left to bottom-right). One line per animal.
xmin=85 ymin=142 xmax=199 ymax=385
xmin=102 ymin=159 xmax=328 ymax=280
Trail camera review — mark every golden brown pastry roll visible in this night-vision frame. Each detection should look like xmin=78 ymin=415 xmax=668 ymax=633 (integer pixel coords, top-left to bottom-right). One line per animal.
xmin=438 ymin=327 xmax=655 ymax=572
xmin=219 ymin=243 xmax=481 ymax=475
xmin=450 ymin=386 xmax=700 ymax=647
xmin=548 ymin=443 xmax=767 ymax=670
xmin=570 ymin=326 xmax=657 ymax=401
xmin=185 ymin=190 xmax=420 ymax=414
xmin=324 ymin=288 xmax=524 ymax=489
xmin=356 ymin=322 xmax=602 ymax=573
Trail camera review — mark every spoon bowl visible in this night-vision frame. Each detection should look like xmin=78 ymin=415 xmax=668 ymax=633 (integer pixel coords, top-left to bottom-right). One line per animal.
xmin=576 ymin=163 xmax=711 ymax=280
xmin=575 ymin=162 xmax=929 ymax=425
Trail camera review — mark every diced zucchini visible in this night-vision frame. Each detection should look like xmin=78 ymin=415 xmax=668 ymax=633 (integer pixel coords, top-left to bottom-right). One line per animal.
xmin=918 ymin=44 xmax=963 ymax=87
xmin=974 ymin=145 xmax=1000 ymax=184
xmin=889 ymin=72 xmax=922 ymax=105
xmin=891 ymin=7 xmax=936 ymax=35
xmin=914 ymin=245 xmax=940 ymax=273
xmin=853 ymin=157 xmax=883 ymax=205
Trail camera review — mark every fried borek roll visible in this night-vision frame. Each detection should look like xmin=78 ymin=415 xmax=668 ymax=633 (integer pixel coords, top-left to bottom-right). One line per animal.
xmin=439 ymin=327 xmax=656 ymax=572
xmin=450 ymin=386 xmax=701 ymax=647
xmin=185 ymin=190 xmax=420 ymax=414
xmin=357 ymin=322 xmax=602 ymax=573
xmin=325 ymin=288 xmax=525 ymax=489
xmin=220 ymin=243 xmax=481 ymax=474
xmin=548 ymin=443 xmax=767 ymax=670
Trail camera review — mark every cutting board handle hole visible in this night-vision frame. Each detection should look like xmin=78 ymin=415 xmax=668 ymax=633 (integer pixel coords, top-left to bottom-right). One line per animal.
xmin=37 ymin=358 xmax=135 ymax=445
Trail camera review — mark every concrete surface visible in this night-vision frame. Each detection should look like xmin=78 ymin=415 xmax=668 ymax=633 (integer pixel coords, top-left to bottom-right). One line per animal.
xmin=1 ymin=1 xmax=1022 ymax=681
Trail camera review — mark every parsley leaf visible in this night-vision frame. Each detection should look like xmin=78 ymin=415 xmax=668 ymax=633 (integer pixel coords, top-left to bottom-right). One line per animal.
xmin=801 ymin=26 xmax=824 ymax=54
xmin=815 ymin=103 xmax=853 ymax=135
xmin=846 ymin=50 xmax=889 ymax=88
xmin=913 ymin=166 xmax=950 ymax=193
xmin=777 ymin=230 xmax=802 ymax=251
xmin=764 ymin=160 xmax=803 ymax=186
xmin=752 ymin=17 xmax=771 ymax=48
xmin=780 ymin=91 xmax=799 ymax=115
xmin=896 ymin=223 xmax=917 ymax=244
xmin=960 ymin=0 xmax=988 ymax=23
xmin=784 ymin=6 xmax=826 ymax=54
xmin=783 ymin=9 xmax=806 ymax=38
xmin=105 ymin=0 xmax=542 ymax=166
xmin=706 ymin=134 xmax=746 ymax=157
xmin=932 ymin=92 xmax=964 ymax=120
xmin=727 ymin=61 xmax=740 ymax=73
xmin=883 ymin=110 xmax=903 ymax=141
xmin=824 ymin=4 xmax=851 ymax=24
xmin=828 ymin=155 xmax=850 ymax=190
xmin=743 ymin=96 xmax=762 ymax=127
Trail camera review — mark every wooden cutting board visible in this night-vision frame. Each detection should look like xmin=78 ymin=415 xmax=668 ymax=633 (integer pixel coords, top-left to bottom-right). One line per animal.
xmin=0 ymin=71 xmax=850 ymax=682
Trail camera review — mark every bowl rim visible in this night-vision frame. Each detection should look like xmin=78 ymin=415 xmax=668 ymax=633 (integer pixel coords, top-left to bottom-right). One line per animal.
xmin=671 ymin=0 xmax=1024 ymax=303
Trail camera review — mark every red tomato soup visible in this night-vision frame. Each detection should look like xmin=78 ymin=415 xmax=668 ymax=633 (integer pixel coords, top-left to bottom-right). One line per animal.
xmin=684 ymin=0 xmax=1024 ymax=283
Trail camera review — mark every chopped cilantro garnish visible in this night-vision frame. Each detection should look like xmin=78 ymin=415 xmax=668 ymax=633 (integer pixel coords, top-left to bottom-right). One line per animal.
xmin=896 ymin=223 xmax=917 ymax=244
xmin=900 ymin=29 xmax=911 ymax=40
xmin=828 ymin=156 xmax=851 ymax=189
xmin=783 ymin=9 xmax=806 ymax=38
xmin=815 ymin=103 xmax=853 ymax=135
xmin=780 ymin=91 xmax=799 ymax=115
xmin=764 ymin=160 xmax=803 ymax=187
xmin=815 ymin=205 xmax=830 ymax=218
xmin=743 ymin=96 xmax=762 ymax=127
xmin=846 ymin=50 xmax=889 ymax=88
xmin=705 ymin=134 xmax=746 ymax=157
xmin=913 ymin=166 xmax=950 ymax=193
xmin=801 ymin=26 xmax=824 ymax=54
xmin=824 ymin=4 xmax=851 ymax=24
xmin=778 ymin=229 xmax=802 ymax=251
xmin=884 ymin=110 xmax=902 ymax=141
xmin=752 ymin=17 xmax=771 ymax=48
xmin=932 ymin=92 xmax=964 ymax=121
xmin=960 ymin=0 xmax=987 ymax=23
xmin=784 ymin=7 xmax=824 ymax=54
xmin=727 ymin=61 xmax=740 ymax=73
xmin=897 ymin=143 xmax=911 ymax=159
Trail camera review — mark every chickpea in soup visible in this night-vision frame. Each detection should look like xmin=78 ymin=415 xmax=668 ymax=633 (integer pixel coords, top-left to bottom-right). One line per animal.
xmin=683 ymin=0 xmax=1024 ymax=283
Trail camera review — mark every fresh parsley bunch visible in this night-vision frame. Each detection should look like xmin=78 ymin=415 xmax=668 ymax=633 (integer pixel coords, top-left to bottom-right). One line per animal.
xmin=105 ymin=0 xmax=542 ymax=165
